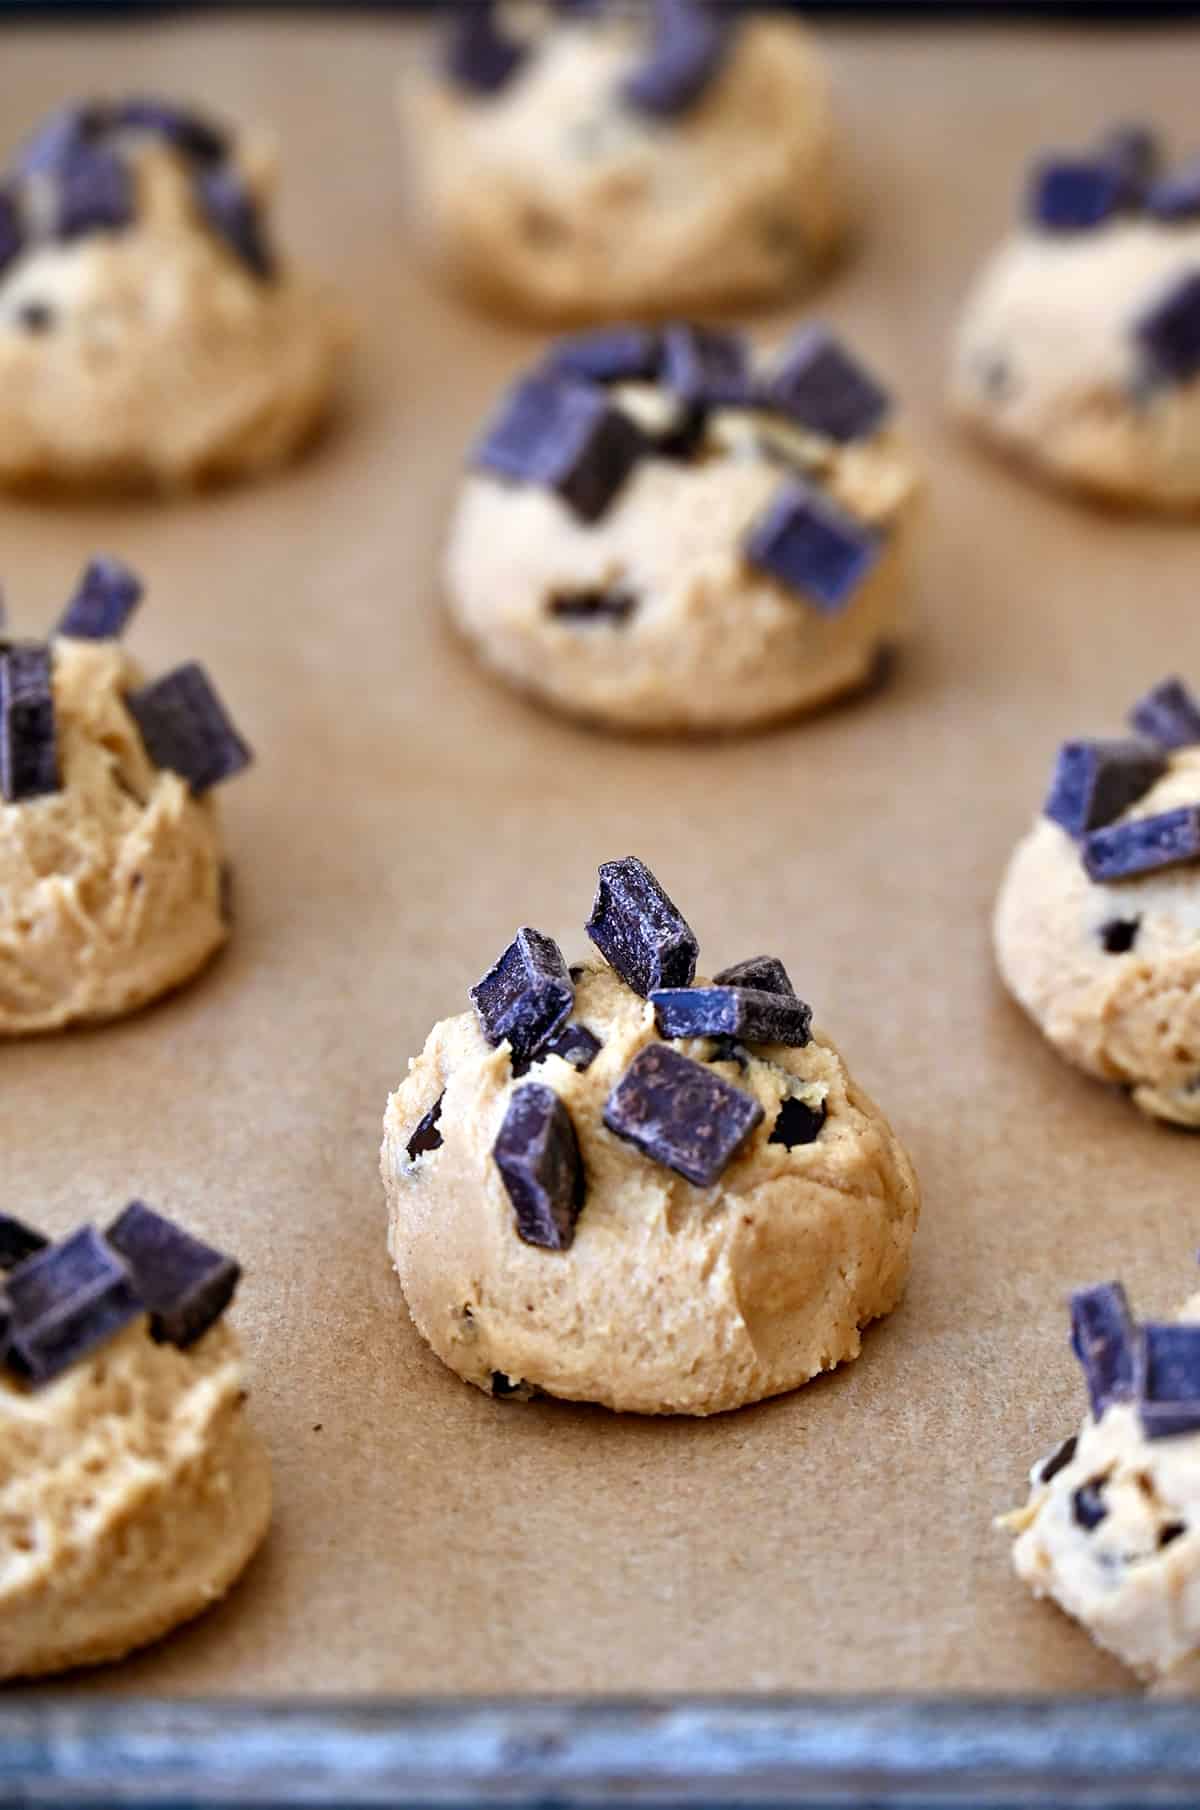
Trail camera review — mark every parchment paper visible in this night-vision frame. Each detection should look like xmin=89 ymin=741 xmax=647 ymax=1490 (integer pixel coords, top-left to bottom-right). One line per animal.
xmin=3 ymin=9 xmax=1200 ymax=1700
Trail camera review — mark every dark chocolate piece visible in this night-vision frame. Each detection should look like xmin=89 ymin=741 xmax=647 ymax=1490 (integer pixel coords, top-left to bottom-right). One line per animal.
xmin=712 ymin=954 xmax=795 ymax=998
xmin=1134 ymin=271 xmax=1200 ymax=386
xmin=493 ymin=1083 xmax=586 ymax=1251
xmin=545 ymin=328 xmax=661 ymax=386
xmin=745 ymin=479 xmax=881 ymax=615
xmin=1071 ymin=1281 xmax=1137 ymax=1421
xmin=474 ymin=373 xmax=645 ymax=523
xmin=406 ymin=1093 xmax=445 ymax=1161
xmin=114 ymin=97 xmax=228 ymax=163
xmin=54 ymin=143 xmax=135 ymax=240
xmin=1147 ymin=157 xmax=1200 ymax=224
xmin=57 ymin=556 xmax=143 ymax=641
xmin=1100 ymin=918 xmax=1140 ymax=955
xmin=193 ymin=165 xmax=275 ymax=280
xmin=1037 ymin=1433 xmax=1079 ymax=1486
xmin=471 ymin=926 xmax=574 ymax=1072
xmin=0 ymin=1214 xmax=48 ymax=1271
xmin=604 ymin=1043 xmax=762 ymax=1187
xmin=15 ymin=104 xmax=109 ymax=177
xmin=540 ymin=1021 xmax=602 ymax=1072
xmin=768 ymin=1094 xmax=827 ymax=1149
xmin=4 ymin=1226 xmax=141 ymax=1386
xmin=125 ymin=662 xmax=252 ymax=795
xmin=1083 ymin=806 xmax=1200 ymax=882
xmin=586 ymin=856 xmax=699 ymax=997
xmin=1129 ymin=676 xmax=1200 ymax=750
xmin=763 ymin=326 xmax=891 ymax=445
xmin=548 ymin=587 xmax=637 ymax=625
xmin=16 ymin=301 xmax=54 ymax=333
xmin=1072 ymin=1480 xmax=1109 ymax=1530
xmin=1137 ymin=1323 xmax=1200 ymax=1440
xmin=0 ymin=185 xmax=23 ymax=280
xmin=1026 ymin=155 xmax=1127 ymax=232
xmin=622 ymin=0 xmax=732 ymax=118
xmin=651 ymin=984 xmax=812 ymax=1048
xmin=1 ymin=642 xmax=60 ymax=803
xmin=107 ymin=1200 xmax=240 ymax=1349
xmin=1043 ymin=739 xmax=1167 ymax=838
xmin=445 ymin=1 xmax=528 ymax=96
xmin=660 ymin=323 xmax=751 ymax=408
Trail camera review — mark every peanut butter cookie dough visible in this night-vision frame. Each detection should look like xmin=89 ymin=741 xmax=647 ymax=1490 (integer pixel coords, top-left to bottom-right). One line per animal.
xmin=0 ymin=1203 xmax=270 ymax=1682
xmin=952 ymin=125 xmax=1200 ymax=510
xmin=402 ymin=0 xmax=842 ymax=324
xmin=0 ymin=97 xmax=349 ymax=492
xmin=382 ymin=858 xmax=920 ymax=1416
xmin=446 ymin=323 xmax=919 ymax=733
xmin=0 ymin=559 xmax=251 ymax=1034
xmin=994 ymin=677 xmax=1200 ymax=1125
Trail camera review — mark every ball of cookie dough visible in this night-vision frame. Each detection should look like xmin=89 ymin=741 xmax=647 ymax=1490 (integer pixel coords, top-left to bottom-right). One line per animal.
xmin=0 ymin=98 xmax=349 ymax=492
xmin=445 ymin=323 xmax=919 ymax=733
xmin=994 ymin=680 xmax=1200 ymax=1126
xmin=401 ymin=1 xmax=842 ymax=324
xmin=952 ymin=124 xmax=1200 ymax=509
xmin=381 ymin=858 xmax=920 ymax=1416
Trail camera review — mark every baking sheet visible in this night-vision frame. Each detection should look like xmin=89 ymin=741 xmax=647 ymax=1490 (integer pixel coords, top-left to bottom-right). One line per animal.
xmin=4 ymin=10 xmax=1200 ymax=1702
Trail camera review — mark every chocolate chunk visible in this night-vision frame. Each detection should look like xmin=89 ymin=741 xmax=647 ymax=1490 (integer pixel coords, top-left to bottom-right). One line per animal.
xmin=4 ymin=1226 xmax=141 ymax=1386
xmin=1038 ymin=1433 xmax=1079 ymax=1485
xmin=471 ymin=927 xmax=574 ymax=1073
xmin=540 ymin=1022 xmax=602 ymax=1072
xmin=0 ymin=1214 xmax=48 ymax=1271
xmin=1129 ymin=676 xmax=1200 ymax=750
xmin=107 ymin=1200 xmax=239 ymax=1349
xmin=1071 ymin=1281 xmax=1137 ymax=1421
xmin=493 ymin=1083 xmax=586 ymax=1251
xmin=763 ymin=326 xmax=891 ymax=445
xmin=768 ymin=1094 xmax=827 ymax=1149
xmin=1 ymin=643 xmax=60 ymax=803
xmin=660 ymin=324 xmax=751 ymax=408
xmin=54 ymin=143 xmax=135 ymax=240
xmin=745 ymin=480 xmax=881 ymax=615
xmin=0 ymin=185 xmax=23 ymax=280
xmin=125 ymin=662 xmax=252 ymax=795
xmin=604 ymin=1043 xmax=762 ymax=1187
xmin=1134 ymin=271 xmax=1200 ymax=386
xmin=57 ymin=556 xmax=143 ymax=641
xmin=546 ymin=328 xmax=661 ymax=386
xmin=712 ymin=955 xmax=795 ymax=998
xmin=1137 ymin=1323 xmax=1200 ymax=1439
xmin=406 ymin=1093 xmax=445 ymax=1161
xmin=1027 ymin=155 xmax=1128 ymax=231
xmin=1043 ymin=739 xmax=1167 ymax=838
xmin=445 ymin=2 xmax=528 ymax=96
xmin=586 ymin=856 xmax=699 ymax=997
xmin=1083 ymin=806 xmax=1200 ymax=882
xmin=15 ymin=103 xmax=109 ymax=177
xmin=622 ymin=0 xmax=732 ymax=118
xmin=1072 ymin=1479 xmax=1109 ymax=1530
xmin=114 ymin=97 xmax=228 ymax=163
xmin=16 ymin=301 xmax=54 ymax=334
xmin=651 ymin=984 xmax=812 ymax=1048
xmin=1100 ymin=917 xmax=1140 ymax=954
xmin=474 ymin=373 xmax=646 ymax=523
xmin=1147 ymin=158 xmax=1200 ymax=224
xmin=193 ymin=165 xmax=274 ymax=279
xmin=549 ymin=587 xmax=637 ymax=624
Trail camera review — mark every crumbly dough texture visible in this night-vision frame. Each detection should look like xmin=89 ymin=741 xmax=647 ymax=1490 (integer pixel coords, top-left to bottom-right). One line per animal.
xmin=0 ymin=1318 xmax=271 ymax=1681
xmin=952 ymin=219 xmax=1200 ymax=509
xmin=994 ymin=750 xmax=1200 ymax=1126
xmin=0 ymin=142 xmax=349 ymax=492
xmin=402 ymin=14 xmax=842 ymax=324
xmin=1005 ymin=1295 xmax=1200 ymax=1680
xmin=381 ymin=962 xmax=920 ymax=1416
xmin=0 ymin=637 xmax=230 ymax=1035
xmin=446 ymin=400 xmax=918 ymax=734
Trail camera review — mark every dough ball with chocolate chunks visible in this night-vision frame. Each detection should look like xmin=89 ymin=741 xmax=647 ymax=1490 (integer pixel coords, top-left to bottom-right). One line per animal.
xmin=381 ymin=860 xmax=920 ymax=1416
xmin=952 ymin=124 xmax=1200 ymax=510
xmin=0 ymin=97 xmax=349 ymax=492
xmin=445 ymin=325 xmax=919 ymax=733
xmin=400 ymin=3 xmax=842 ymax=324
xmin=995 ymin=681 xmax=1200 ymax=1125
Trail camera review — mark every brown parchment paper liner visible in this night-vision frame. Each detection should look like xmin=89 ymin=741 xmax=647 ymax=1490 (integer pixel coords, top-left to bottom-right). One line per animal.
xmin=4 ymin=13 xmax=1200 ymax=1700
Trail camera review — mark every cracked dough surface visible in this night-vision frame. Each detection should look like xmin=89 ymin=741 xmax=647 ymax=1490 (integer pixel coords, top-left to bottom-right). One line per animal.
xmin=381 ymin=961 xmax=920 ymax=1416
xmin=951 ymin=220 xmax=1200 ymax=509
xmin=0 ymin=1318 xmax=270 ymax=1681
xmin=0 ymin=143 xmax=349 ymax=492
xmin=401 ymin=14 xmax=842 ymax=324
xmin=994 ymin=750 xmax=1200 ymax=1126
xmin=0 ymin=637 xmax=230 ymax=1035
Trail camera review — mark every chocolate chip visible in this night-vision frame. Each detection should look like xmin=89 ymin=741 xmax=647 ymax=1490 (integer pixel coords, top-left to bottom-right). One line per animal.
xmin=1100 ymin=917 xmax=1140 ymax=954
xmin=471 ymin=927 xmax=574 ymax=1074
xmin=56 ymin=556 xmax=143 ymax=641
xmin=712 ymin=955 xmax=795 ymax=998
xmin=193 ymin=165 xmax=274 ymax=280
xmin=651 ymin=984 xmax=812 ymax=1048
xmin=474 ymin=373 xmax=646 ymax=523
xmin=15 ymin=103 xmax=109 ymax=177
xmin=1147 ymin=157 xmax=1200 ymax=223
xmin=106 ymin=1200 xmax=240 ymax=1349
xmin=406 ymin=1093 xmax=445 ymax=1161
xmin=1134 ymin=271 xmax=1200 ymax=386
xmin=1072 ymin=1479 xmax=1109 ymax=1530
xmin=1137 ymin=1323 xmax=1200 ymax=1439
xmin=15 ymin=301 xmax=53 ymax=334
xmin=763 ymin=326 xmax=891 ymax=445
xmin=1071 ymin=1282 xmax=1137 ymax=1421
xmin=745 ymin=480 xmax=881 ymax=615
xmin=4 ymin=1226 xmax=141 ymax=1387
xmin=1038 ymin=1433 xmax=1079 ymax=1485
xmin=1 ymin=643 xmax=60 ymax=803
xmin=0 ymin=1214 xmax=48 ymax=1272
xmin=586 ymin=856 xmax=699 ymax=997
xmin=1129 ymin=676 xmax=1200 ymax=750
xmin=1026 ymin=155 xmax=1128 ymax=231
xmin=445 ymin=1 xmax=528 ymax=96
xmin=540 ymin=1022 xmax=602 ymax=1072
xmin=768 ymin=1095 xmax=826 ymax=1149
xmin=1043 ymin=739 xmax=1167 ymax=839
xmin=603 ymin=1044 xmax=763 ymax=1187
xmin=125 ymin=662 xmax=251 ymax=796
xmin=1161 ymin=1520 xmax=1187 ymax=1548
xmin=622 ymin=0 xmax=732 ymax=118
xmin=114 ymin=97 xmax=229 ymax=163
xmin=660 ymin=323 xmax=751 ymax=409
xmin=1083 ymin=806 xmax=1200 ymax=882
xmin=0 ymin=186 xmax=23 ymax=280
xmin=545 ymin=328 xmax=661 ymax=386
xmin=493 ymin=1083 xmax=586 ymax=1251
xmin=54 ymin=143 xmax=134 ymax=240
xmin=548 ymin=587 xmax=637 ymax=625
